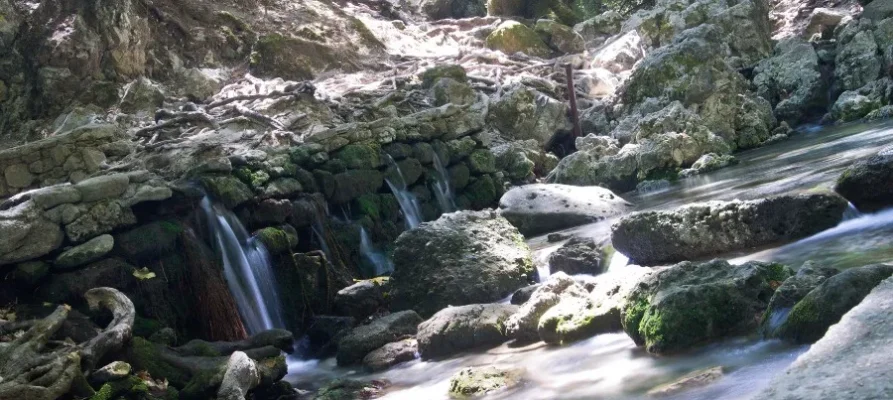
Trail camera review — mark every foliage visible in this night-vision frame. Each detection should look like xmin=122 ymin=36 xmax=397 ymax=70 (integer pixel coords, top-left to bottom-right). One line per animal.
xmin=574 ymin=0 xmax=656 ymax=19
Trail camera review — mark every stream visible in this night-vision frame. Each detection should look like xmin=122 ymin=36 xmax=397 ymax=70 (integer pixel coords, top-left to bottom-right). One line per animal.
xmin=285 ymin=120 xmax=893 ymax=399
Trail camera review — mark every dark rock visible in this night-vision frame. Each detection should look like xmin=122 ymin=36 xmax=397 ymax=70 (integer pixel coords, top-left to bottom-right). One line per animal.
xmin=362 ymin=338 xmax=418 ymax=372
xmin=334 ymin=279 xmax=390 ymax=320
xmin=835 ymin=150 xmax=893 ymax=211
xmin=510 ymin=284 xmax=541 ymax=305
xmin=416 ymin=304 xmax=518 ymax=359
xmin=336 ymin=311 xmax=423 ymax=366
xmin=548 ymin=237 xmax=606 ymax=276
xmin=114 ymin=221 xmax=182 ymax=262
xmin=761 ymin=262 xmax=839 ymax=337
xmin=304 ymin=316 xmax=356 ymax=359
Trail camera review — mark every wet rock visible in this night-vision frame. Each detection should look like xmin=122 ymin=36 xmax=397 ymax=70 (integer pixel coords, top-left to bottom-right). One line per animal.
xmin=13 ymin=261 xmax=50 ymax=285
xmin=761 ymin=262 xmax=839 ymax=337
xmin=113 ymin=221 xmax=182 ymax=262
xmin=622 ymin=260 xmax=792 ymax=354
xmin=534 ymin=19 xmax=584 ymax=54
xmin=0 ymin=200 xmax=64 ymax=266
xmin=678 ymin=153 xmax=737 ymax=178
xmin=418 ymin=0 xmax=486 ymax=19
xmin=336 ymin=311 xmax=423 ymax=366
xmin=390 ymin=210 xmax=534 ymax=317
xmin=548 ymin=237 xmax=606 ymax=276
xmin=417 ymin=304 xmax=518 ymax=359
xmin=772 ymin=264 xmax=893 ymax=344
xmin=363 ymin=339 xmax=418 ymax=372
xmin=834 ymin=20 xmax=882 ymax=92
xmin=305 ymin=316 xmax=356 ymax=359
xmin=488 ymin=84 xmax=569 ymax=147
xmin=499 ymin=184 xmax=632 ymax=236
xmin=835 ymin=149 xmax=893 ymax=211
xmin=448 ymin=366 xmax=524 ymax=397
xmin=64 ymin=199 xmax=138 ymax=242
xmin=486 ymin=21 xmax=552 ymax=58
xmin=505 ymin=272 xmax=586 ymax=342
xmin=329 ymin=169 xmax=384 ymax=204
xmin=120 ymin=77 xmax=165 ymax=114
xmin=314 ymin=379 xmax=390 ymax=400
xmin=753 ymin=37 xmax=824 ymax=123
xmin=830 ymin=90 xmax=882 ymax=122
xmin=647 ymin=366 xmax=724 ymax=397
xmin=200 ymin=175 xmax=253 ymax=209
xmin=611 ymin=193 xmax=848 ymax=265
xmin=54 ymin=234 xmax=114 ymax=269
xmin=510 ymin=284 xmax=542 ymax=305
xmin=334 ymin=279 xmax=390 ymax=320
xmin=92 ymin=361 xmax=132 ymax=384
xmin=756 ymin=276 xmax=893 ymax=400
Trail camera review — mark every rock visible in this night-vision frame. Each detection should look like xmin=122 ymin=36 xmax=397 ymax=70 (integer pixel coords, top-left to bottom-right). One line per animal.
xmin=314 ymin=379 xmax=389 ymax=400
xmin=753 ymin=37 xmax=825 ymax=123
xmin=362 ymin=339 xmax=418 ymax=372
xmin=149 ymin=328 xmax=177 ymax=346
xmin=27 ymin=185 xmax=82 ymax=210
xmin=120 ymin=77 xmax=165 ymax=114
xmin=305 ymin=316 xmax=356 ymax=359
xmin=498 ymin=184 xmax=632 ymax=236
xmin=756 ymin=276 xmax=893 ymax=400
xmin=0 ymin=201 xmax=65 ymax=266
xmin=678 ymin=153 xmax=737 ymax=178
xmin=92 ymin=361 xmax=132 ymax=384
xmin=54 ymin=234 xmax=115 ymax=269
xmin=114 ymin=221 xmax=183 ymax=262
xmin=334 ymin=279 xmax=389 ymax=320
xmin=830 ymin=90 xmax=881 ymax=122
xmin=37 ymin=258 xmax=136 ymax=304
xmin=417 ymin=304 xmax=518 ymax=359
xmin=74 ymin=174 xmax=130 ymax=203
xmin=486 ymin=21 xmax=552 ymax=58
xmin=488 ymin=84 xmax=569 ymax=147
xmin=647 ymin=366 xmax=724 ymax=397
xmin=622 ymin=260 xmax=791 ymax=354
xmin=505 ymin=272 xmax=586 ymax=342
xmin=13 ymin=261 xmax=50 ymax=285
xmin=431 ymin=78 xmax=476 ymax=106
xmin=175 ymin=67 xmax=223 ymax=101
xmin=803 ymin=8 xmax=849 ymax=39
xmin=510 ymin=284 xmax=541 ymax=305
xmin=834 ymin=20 xmax=882 ymax=92
xmin=200 ymin=176 xmax=253 ymax=209
xmin=420 ymin=64 xmax=467 ymax=88
xmin=4 ymin=164 xmax=34 ymax=188
xmin=448 ymin=366 xmax=524 ymax=397
xmin=336 ymin=310 xmax=423 ymax=366
xmin=64 ymin=200 xmax=138 ymax=243
xmin=591 ymin=30 xmax=646 ymax=74
xmin=548 ymin=237 xmax=606 ymax=276
xmin=329 ymin=169 xmax=384 ymax=204
xmin=772 ymin=264 xmax=893 ymax=344
xmin=835 ymin=149 xmax=893 ymax=211
xmin=534 ymin=20 xmax=584 ymax=54
xmin=419 ymin=0 xmax=486 ymax=19
xmin=761 ymin=262 xmax=839 ymax=337
xmin=863 ymin=0 xmax=893 ymax=21
xmin=390 ymin=210 xmax=535 ymax=317
xmin=612 ymin=193 xmax=848 ymax=265
xmin=574 ymin=11 xmax=624 ymax=43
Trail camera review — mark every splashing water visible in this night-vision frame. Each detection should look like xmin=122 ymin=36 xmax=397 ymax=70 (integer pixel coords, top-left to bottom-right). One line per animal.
xmin=843 ymin=202 xmax=862 ymax=220
xmin=431 ymin=152 xmax=457 ymax=213
xmin=359 ymin=226 xmax=394 ymax=276
xmin=386 ymin=156 xmax=424 ymax=229
xmin=199 ymin=197 xmax=285 ymax=334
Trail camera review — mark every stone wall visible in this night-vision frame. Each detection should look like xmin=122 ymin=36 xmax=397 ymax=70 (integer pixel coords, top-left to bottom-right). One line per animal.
xmin=0 ymin=124 xmax=129 ymax=198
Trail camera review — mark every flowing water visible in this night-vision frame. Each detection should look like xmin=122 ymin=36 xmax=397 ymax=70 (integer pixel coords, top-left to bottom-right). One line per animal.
xmin=199 ymin=197 xmax=285 ymax=334
xmin=359 ymin=226 xmax=395 ymax=276
xmin=431 ymin=152 xmax=457 ymax=214
xmin=386 ymin=156 xmax=424 ymax=229
xmin=286 ymin=120 xmax=893 ymax=398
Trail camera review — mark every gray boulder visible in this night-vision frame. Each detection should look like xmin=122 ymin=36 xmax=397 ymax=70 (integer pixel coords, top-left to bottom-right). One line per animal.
xmin=834 ymin=20 xmax=882 ymax=92
xmin=448 ymin=366 xmax=524 ymax=397
xmin=498 ymin=184 xmax=632 ymax=236
xmin=835 ymin=148 xmax=893 ymax=211
xmin=757 ymin=276 xmax=893 ymax=400
xmin=487 ymin=84 xmax=570 ymax=147
xmin=54 ymin=234 xmax=115 ymax=269
xmin=761 ymin=262 xmax=839 ymax=337
xmin=417 ymin=304 xmax=518 ymax=359
xmin=622 ymin=260 xmax=792 ymax=354
xmin=336 ymin=311 xmax=423 ymax=366
xmin=0 ymin=200 xmax=64 ymax=266
xmin=504 ymin=272 xmax=586 ymax=342
xmin=390 ymin=210 xmax=535 ymax=317
xmin=334 ymin=279 xmax=389 ymax=320
xmin=772 ymin=264 xmax=893 ymax=344
xmin=611 ymin=193 xmax=848 ymax=265
xmin=864 ymin=0 xmax=893 ymax=21
xmin=752 ymin=37 xmax=825 ymax=123
xmin=510 ymin=284 xmax=541 ymax=305
xmin=362 ymin=339 xmax=418 ymax=372
xmin=548 ymin=237 xmax=606 ymax=276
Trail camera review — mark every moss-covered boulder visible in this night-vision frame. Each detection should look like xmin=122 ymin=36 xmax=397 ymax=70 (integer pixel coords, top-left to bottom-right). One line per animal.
xmin=448 ymin=366 xmax=524 ymax=397
xmin=334 ymin=143 xmax=383 ymax=170
xmin=621 ymin=260 xmax=792 ymax=354
xmin=486 ymin=21 xmax=552 ymax=58
xmin=504 ymin=272 xmax=586 ymax=342
xmin=467 ymin=149 xmax=497 ymax=174
xmin=488 ymin=84 xmax=569 ymax=147
xmin=760 ymin=261 xmax=839 ymax=336
xmin=534 ymin=19 xmax=584 ymax=54
xmin=390 ymin=210 xmax=535 ymax=317
xmin=416 ymin=304 xmax=518 ymax=359
xmin=835 ymin=149 xmax=893 ymax=211
xmin=329 ymin=169 xmax=384 ymax=204
xmin=772 ymin=264 xmax=893 ymax=344
xmin=200 ymin=175 xmax=253 ymax=209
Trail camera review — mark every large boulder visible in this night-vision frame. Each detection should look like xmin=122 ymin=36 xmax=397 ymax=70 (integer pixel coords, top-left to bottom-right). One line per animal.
xmin=486 ymin=21 xmax=552 ymax=58
xmin=498 ymin=184 xmax=632 ymax=236
xmin=335 ymin=311 xmax=423 ymax=366
xmin=760 ymin=262 xmax=839 ymax=337
xmin=835 ymin=147 xmax=893 ymax=211
xmin=416 ymin=304 xmax=518 ymax=359
xmin=834 ymin=20 xmax=882 ymax=92
xmin=752 ymin=37 xmax=825 ymax=123
xmin=622 ymin=260 xmax=792 ymax=354
xmin=487 ymin=85 xmax=569 ymax=147
xmin=772 ymin=264 xmax=893 ymax=344
xmin=390 ymin=210 xmax=535 ymax=317
xmin=611 ymin=193 xmax=848 ymax=265
xmin=756 ymin=276 xmax=893 ymax=400
xmin=504 ymin=272 xmax=586 ymax=342
xmin=0 ymin=200 xmax=64 ymax=266
xmin=548 ymin=237 xmax=607 ymax=276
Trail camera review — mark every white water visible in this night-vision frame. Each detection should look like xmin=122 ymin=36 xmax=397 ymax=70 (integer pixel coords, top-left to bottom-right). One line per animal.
xmin=385 ymin=156 xmax=424 ymax=229
xmin=359 ymin=226 xmax=394 ymax=276
xmin=431 ymin=152 xmax=457 ymax=214
xmin=199 ymin=197 xmax=285 ymax=334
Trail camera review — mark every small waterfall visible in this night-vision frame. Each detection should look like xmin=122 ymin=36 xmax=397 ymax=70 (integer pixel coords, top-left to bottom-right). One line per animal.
xmin=199 ymin=197 xmax=285 ymax=334
xmin=386 ymin=156 xmax=423 ymax=229
xmin=359 ymin=226 xmax=394 ymax=276
xmin=843 ymin=202 xmax=863 ymax=221
xmin=431 ymin=153 xmax=457 ymax=213
xmin=607 ymin=252 xmax=630 ymax=271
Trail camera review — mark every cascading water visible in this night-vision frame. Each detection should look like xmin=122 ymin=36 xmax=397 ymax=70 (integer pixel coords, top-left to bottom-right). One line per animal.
xmin=359 ymin=226 xmax=394 ymax=276
xmin=386 ymin=156 xmax=424 ymax=229
xmin=843 ymin=201 xmax=863 ymax=220
xmin=199 ymin=197 xmax=285 ymax=334
xmin=431 ymin=153 xmax=457 ymax=213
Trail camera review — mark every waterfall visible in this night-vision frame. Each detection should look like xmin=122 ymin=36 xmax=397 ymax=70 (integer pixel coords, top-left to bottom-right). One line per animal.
xmin=843 ymin=202 xmax=863 ymax=221
xmin=385 ymin=156 xmax=423 ymax=229
xmin=359 ymin=226 xmax=394 ymax=276
xmin=431 ymin=152 xmax=457 ymax=213
xmin=199 ymin=197 xmax=285 ymax=334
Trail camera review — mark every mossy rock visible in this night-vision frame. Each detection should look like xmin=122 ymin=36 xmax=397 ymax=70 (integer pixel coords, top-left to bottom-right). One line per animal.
xmin=114 ymin=221 xmax=183 ymax=262
xmin=464 ymin=174 xmax=501 ymax=209
xmin=420 ymin=64 xmax=467 ymax=88
xmin=448 ymin=366 xmax=524 ymax=397
xmin=486 ymin=21 xmax=552 ymax=58
xmin=335 ymin=143 xmax=383 ymax=170
xmin=254 ymin=226 xmax=295 ymax=254
xmin=200 ymin=175 xmax=253 ymax=209
xmin=89 ymin=375 xmax=149 ymax=400
xmin=468 ymin=149 xmax=497 ymax=174
xmin=125 ymin=337 xmax=190 ymax=387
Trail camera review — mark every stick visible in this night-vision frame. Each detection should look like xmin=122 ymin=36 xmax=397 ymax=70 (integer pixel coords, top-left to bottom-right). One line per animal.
xmin=564 ymin=64 xmax=583 ymax=144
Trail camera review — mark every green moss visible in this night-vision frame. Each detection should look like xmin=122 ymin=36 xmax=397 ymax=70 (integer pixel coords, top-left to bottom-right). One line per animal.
xmin=355 ymin=194 xmax=381 ymax=220
xmin=763 ymin=263 xmax=793 ymax=286
xmin=468 ymin=149 xmax=497 ymax=174
xmin=622 ymin=295 xmax=650 ymax=345
xmin=133 ymin=316 xmax=163 ymax=338
xmin=128 ymin=337 xmax=189 ymax=386
xmin=420 ymin=65 xmax=468 ymax=88
xmin=335 ymin=143 xmax=382 ymax=170
xmin=255 ymin=227 xmax=293 ymax=254
xmin=89 ymin=375 xmax=149 ymax=400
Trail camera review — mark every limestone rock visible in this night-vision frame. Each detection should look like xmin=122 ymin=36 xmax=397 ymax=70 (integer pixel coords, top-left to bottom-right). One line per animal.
xmin=448 ymin=366 xmax=524 ymax=397
xmin=200 ymin=176 xmax=253 ymax=209
xmin=336 ymin=310 xmax=423 ymax=366
xmin=0 ymin=200 xmax=64 ymax=266
xmin=504 ymin=272 xmax=586 ymax=342
xmin=499 ymin=183 xmax=632 ymax=236
xmin=362 ymin=339 xmax=418 ymax=372
xmin=390 ymin=210 xmax=534 ymax=317
xmin=591 ymin=30 xmax=646 ymax=74
xmin=647 ymin=366 xmax=724 ymax=397
xmin=54 ymin=234 xmax=114 ymax=269
xmin=548 ymin=237 xmax=606 ymax=276
xmin=417 ymin=304 xmax=518 ymax=359
xmin=65 ymin=200 xmax=137 ymax=243
xmin=834 ymin=20 xmax=882 ymax=92
xmin=334 ymin=279 xmax=390 ymax=320
xmin=753 ymin=37 xmax=825 ymax=123
xmin=835 ymin=149 xmax=893 ymax=211
xmin=120 ymin=78 xmax=165 ymax=114
xmin=864 ymin=0 xmax=893 ymax=21
xmin=486 ymin=21 xmax=552 ymax=58
xmin=488 ymin=84 xmax=570 ymax=147
xmin=761 ymin=262 xmax=839 ymax=337
xmin=419 ymin=0 xmax=487 ymax=19
xmin=622 ymin=260 xmax=792 ymax=354
xmin=510 ymin=284 xmax=541 ymax=305
xmin=534 ymin=19 xmax=584 ymax=54
xmin=574 ymin=11 xmax=624 ymax=44
xmin=75 ymin=174 xmax=130 ymax=203
xmin=678 ymin=153 xmax=737 ymax=178
xmin=611 ymin=193 xmax=848 ymax=265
